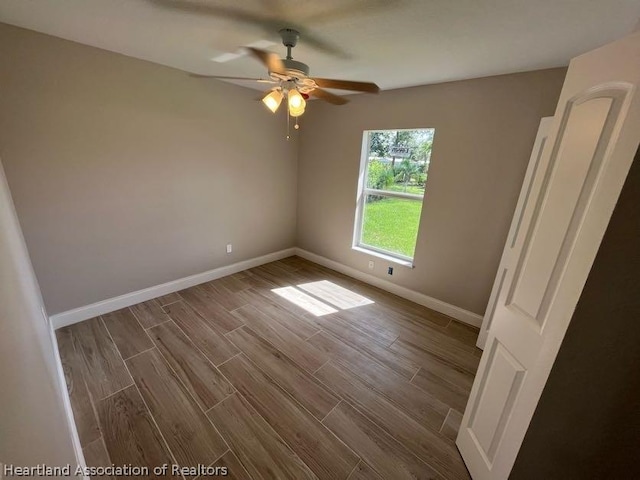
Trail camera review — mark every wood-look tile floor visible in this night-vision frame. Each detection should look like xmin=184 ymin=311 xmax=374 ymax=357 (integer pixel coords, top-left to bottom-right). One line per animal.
xmin=57 ymin=256 xmax=480 ymax=480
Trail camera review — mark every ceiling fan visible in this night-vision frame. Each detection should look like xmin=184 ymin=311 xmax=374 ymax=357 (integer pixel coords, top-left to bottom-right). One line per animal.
xmin=192 ymin=28 xmax=380 ymax=124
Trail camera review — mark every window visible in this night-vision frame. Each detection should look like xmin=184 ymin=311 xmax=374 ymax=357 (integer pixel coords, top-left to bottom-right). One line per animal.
xmin=353 ymin=128 xmax=435 ymax=265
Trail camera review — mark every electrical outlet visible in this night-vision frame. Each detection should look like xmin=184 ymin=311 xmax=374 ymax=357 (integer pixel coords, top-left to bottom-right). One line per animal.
xmin=388 ymin=266 xmax=394 ymax=275
xmin=368 ymin=261 xmax=375 ymax=269
xmin=226 ymin=244 xmax=233 ymax=254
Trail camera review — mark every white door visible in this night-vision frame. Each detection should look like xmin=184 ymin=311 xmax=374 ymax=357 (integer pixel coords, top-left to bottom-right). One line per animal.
xmin=476 ymin=116 xmax=553 ymax=349
xmin=457 ymin=31 xmax=640 ymax=479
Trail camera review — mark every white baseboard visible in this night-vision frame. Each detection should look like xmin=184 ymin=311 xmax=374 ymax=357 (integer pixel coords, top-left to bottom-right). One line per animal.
xmin=294 ymin=248 xmax=483 ymax=328
xmin=50 ymin=246 xmax=482 ymax=330
xmin=48 ymin=321 xmax=89 ymax=479
xmin=50 ymin=248 xmax=296 ymax=329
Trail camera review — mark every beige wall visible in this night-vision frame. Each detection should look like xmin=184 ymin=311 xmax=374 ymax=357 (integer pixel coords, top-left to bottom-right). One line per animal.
xmin=0 ymin=23 xmax=298 ymax=315
xmin=0 ymin=159 xmax=78 ymax=475
xmin=297 ymin=68 xmax=566 ymax=315
xmin=0 ymin=23 xmax=567 ymax=319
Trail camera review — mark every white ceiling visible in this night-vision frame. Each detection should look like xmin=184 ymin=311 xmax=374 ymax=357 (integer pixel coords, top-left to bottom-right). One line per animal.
xmin=1 ymin=0 xmax=639 ymax=92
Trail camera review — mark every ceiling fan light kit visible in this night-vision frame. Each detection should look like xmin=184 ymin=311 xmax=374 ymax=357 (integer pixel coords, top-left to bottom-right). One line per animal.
xmin=192 ymin=27 xmax=380 ymax=137
xmin=287 ymin=89 xmax=306 ymax=117
xmin=261 ymin=89 xmax=283 ymax=113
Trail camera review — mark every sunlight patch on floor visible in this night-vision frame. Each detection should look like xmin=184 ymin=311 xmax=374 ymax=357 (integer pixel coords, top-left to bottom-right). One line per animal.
xmin=271 ymin=286 xmax=338 ymax=316
xmin=297 ymin=280 xmax=374 ymax=310
xmin=272 ymin=281 xmax=374 ymax=316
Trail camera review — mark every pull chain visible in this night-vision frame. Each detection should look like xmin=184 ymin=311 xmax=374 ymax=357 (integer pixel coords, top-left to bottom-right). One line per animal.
xmin=286 ymin=112 xmax=290 ymax=140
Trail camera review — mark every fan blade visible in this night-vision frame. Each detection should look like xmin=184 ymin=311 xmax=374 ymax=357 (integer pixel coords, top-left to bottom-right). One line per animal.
xmin=247 ymin=47 xmax=286 ymax=74
xmin=313 ymin=78 xmax=380 ymax=93
xmin=293 ymin=30 xmax=350 ymax=59
xmin=147 ymin=0 xmax=350 ymax=59
xmin=309 ymin=88 xmax=349 ymax=105
xmin=305 ymin=0 xmax=402 ymax=25
xmin=150 ymin=0 xmax=268 ymax=24
xmin=190 ymin=74 xmax=276 ymax=83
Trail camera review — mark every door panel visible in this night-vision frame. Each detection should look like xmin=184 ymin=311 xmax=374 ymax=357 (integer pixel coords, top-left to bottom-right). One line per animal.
xmin=467 ymin=341 xmax=525 ymax=463
xmin=478 ymin=117 xmax=553 ymax=347
xmin=460 ymin=31 xmax=640 ymax=480
xmin=508 ymin=93 xmax=626 ymax=326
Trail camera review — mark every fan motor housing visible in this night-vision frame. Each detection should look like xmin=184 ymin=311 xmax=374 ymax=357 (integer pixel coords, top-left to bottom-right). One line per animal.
xmin=282 ymin=58 xmax=310 ymax=77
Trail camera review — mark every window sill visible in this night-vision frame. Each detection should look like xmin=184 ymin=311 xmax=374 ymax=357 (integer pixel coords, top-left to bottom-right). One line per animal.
xmin=352 ymin=246 xmax=415 ymax=268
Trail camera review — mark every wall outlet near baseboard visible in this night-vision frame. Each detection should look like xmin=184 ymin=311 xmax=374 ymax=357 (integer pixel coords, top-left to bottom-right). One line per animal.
xmin=388 ymin=266 xmax=393 ymax=275
xmin=368 ymin=260 xmax=375 ymax=269
xmin=226 ymin=244 xmax=233 ymax=254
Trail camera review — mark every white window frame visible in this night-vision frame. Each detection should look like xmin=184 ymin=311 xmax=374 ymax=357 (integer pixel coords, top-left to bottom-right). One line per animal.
xmin=352 ymin=129 xmax=431 ymax=267
xmin=351 ymin=127 xmax=434 ymax=268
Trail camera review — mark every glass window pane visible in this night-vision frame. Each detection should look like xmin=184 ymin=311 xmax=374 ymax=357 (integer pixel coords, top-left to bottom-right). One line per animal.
xmin=365 ymin=129 xmax=434 ymax=197
xmin=361 ymin=194 xmax=423 ymax=258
